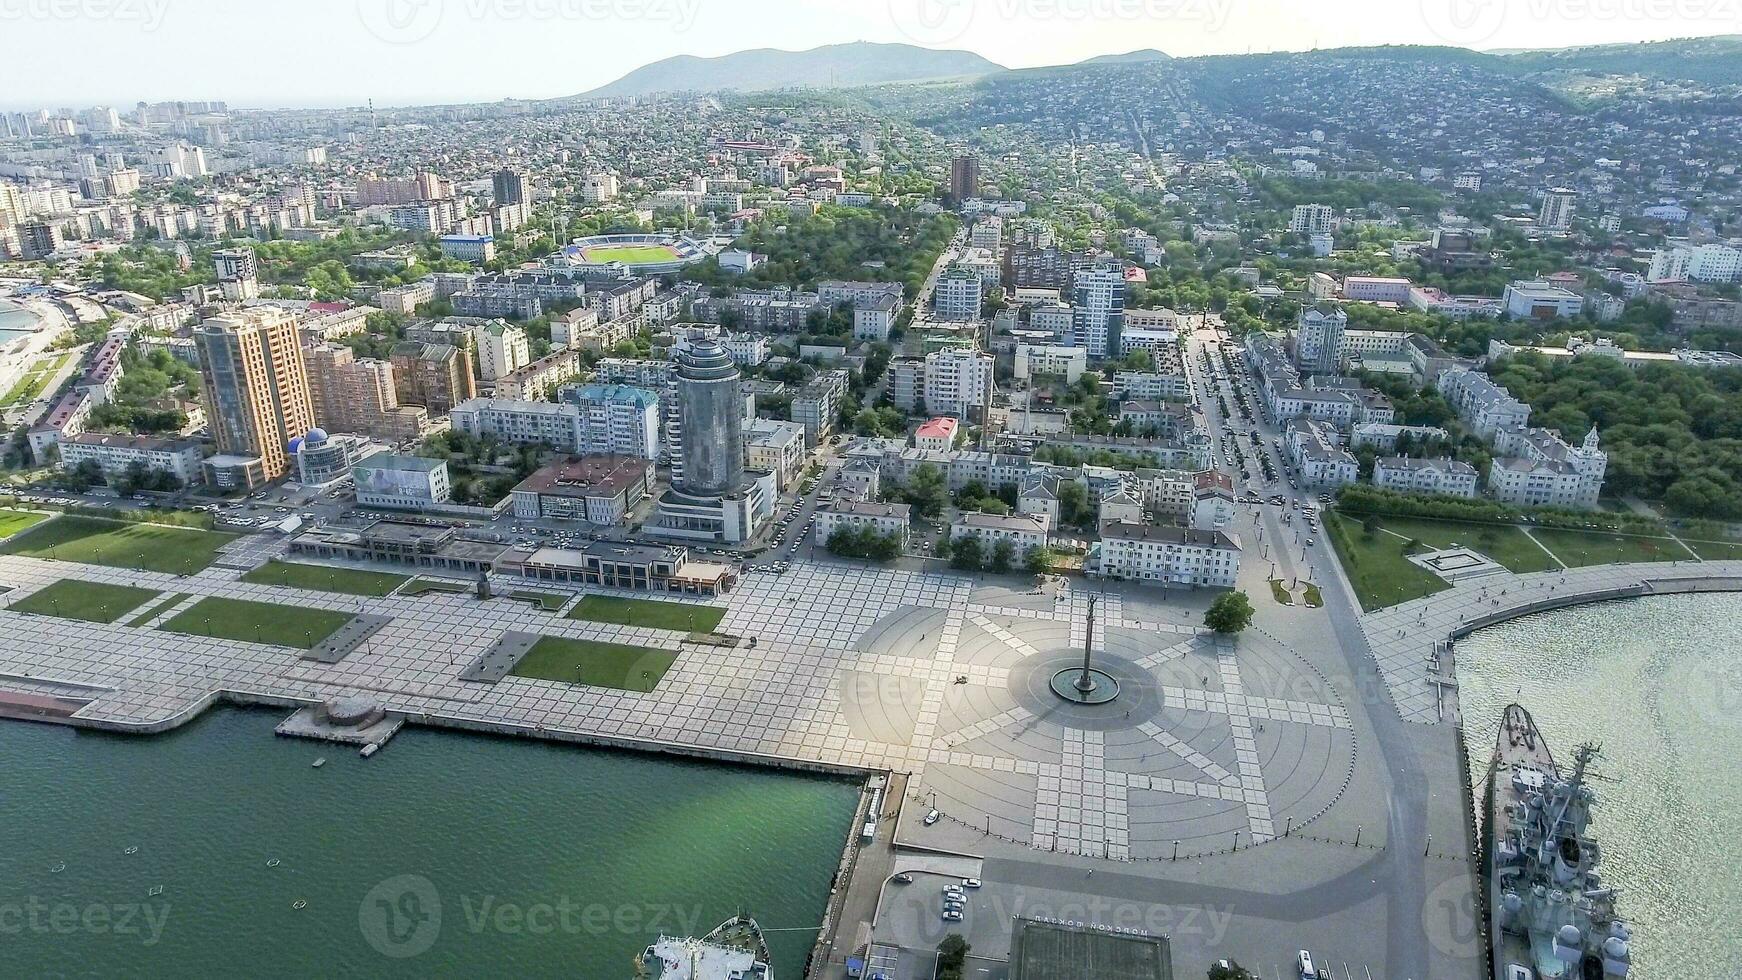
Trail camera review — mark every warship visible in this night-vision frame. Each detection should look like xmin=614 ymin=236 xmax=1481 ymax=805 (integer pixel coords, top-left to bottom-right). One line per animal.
xmin=636 ymin=914 xmax=773 ymax=980
xmin=1481 ymin=703 xmax=1633 ymax=980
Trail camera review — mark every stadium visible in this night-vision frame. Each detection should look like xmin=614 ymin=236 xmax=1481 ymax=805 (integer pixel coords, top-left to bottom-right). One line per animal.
xmin=559 ymin=233 xmax=711 ymax=275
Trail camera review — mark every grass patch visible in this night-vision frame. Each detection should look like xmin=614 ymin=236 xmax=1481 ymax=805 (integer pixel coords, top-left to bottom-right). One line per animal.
xmin=509 ymin=590 xmax=570 ymax=612
xmin=511 ymin=636 xmax=678 ymax=692
xmin=1530 ymin=527 xmax=1696 ymax=568
xmin=567 ymin=595 xmax=724 ymax=633
xmin=1326 ymin=512 xmax=1453 ymax=612
xmin=0 ymin=515 xmax=236 ymax=574
xmin=1358 ymin=515 xmax=1559 ymax=574
xmin=0 ymin=351 xmax=75 ymax=407
xmin=401 ymin=578 xmax=471 ymax=596
xmin=1267 ymin=579 xmax=1293 ymax=606
xmin=0 ymin=510 xmax=49 ymax=540
xmin=580 ymin=244 xmax=680 ymax=265
xmin=1302 ymin=583 xmax=1324 ymax=608
xmin=160 ymin=597 xmax=352 ymax=649
xmin=1684 ymin=539 xmax=1742 ymax=561
xmin=242 ymin=560 xmax=408 ymax=597
xmin=10 ymin=579 xmax=159 ymax=624
xmin=126 ymin=592 xmax=192 ymax=627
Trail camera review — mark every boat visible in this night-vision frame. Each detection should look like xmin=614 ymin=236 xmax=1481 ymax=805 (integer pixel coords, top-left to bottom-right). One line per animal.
xmin=1481 ymin=703 xmax=1633 ymax=980
xmin=635 ymin=914 xmax=773 ymax=980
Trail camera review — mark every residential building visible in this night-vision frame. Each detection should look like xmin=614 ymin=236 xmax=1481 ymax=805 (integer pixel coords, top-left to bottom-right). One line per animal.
xmin=353 ymin=454 xmax=452 ymax=510
xmin=914 ymin=417 xmax=960 ymax=453
xmin=1488 ymin=427 xmax=1607 ymax=510
xmin=449 ymin=398 xmax=582 ymax=451
xmin=1112 ymin=371 xmax=1189 ymax=401
xmin=60 ymin=433 xmax=204 ymax=487
xmin=948 ymin=155 xmax=979 ymax=206
xmin=1373 ymin=456 xmax=1479 ymax=498
xmin=1294 ymin=306 xmax=1347 ymax=374
xmin=934 ymin=268 xmax=983 ymax=320
xmin=509 ymin=456 xmax=655 ymax=525
xmin=815 ymin=498 xmax=911 ymax=550
xmin=1350 ymin=423 xmax=1450 ymax=452
xmin=303 ymin=344 xmax=427 ymax=443
xmin=792 ymin=369 xmax=849 ymax=448
xmin=1068 ymin=263 xmax=1126 ymax=358
xmin=389 ymin=342 xmax=475 ymax=417
xmin=194 ymin=307 xmax=316 ymax=481
xmin=1089 ymin=524 xmax=1240 ymax=588
xmin=852 ymin=294 xmax=900 ymax=341
xmin=1017 ymin=473 xmax=1060 ymax=530
xmin=1290 ymin=204 xmax=1337 ymax=236
xmin=1437 ymin=369 xmax=1531 ymax=439
xmin=561 ymin=384 xmax=661 ymax=459
xmin=439 ymin=234 xmax=496 ymax=264
xmin=1538 ymin=187 xmax=1577 ymax=230
xmin=923 ymin=347 xmax=994 ymax=418
xmin=950 ymin=512 xmax=1049 ymax=556
xmin=744 ymin=418 xmax=806 ymax=490
xmin=1013 ymin=344 xmax=1088 ymax=383
xmin=493 ymin=348 xmax=583 ymax=402
xmin=471 ymin=319 xmax=530 ymax=381
xmin=888 ymin=357 xmax=926 ymax=415
xmin=1286 ymin=417 xmax=1359 ymax=489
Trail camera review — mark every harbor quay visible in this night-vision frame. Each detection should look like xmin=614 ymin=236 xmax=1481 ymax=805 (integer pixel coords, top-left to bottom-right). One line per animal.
xmin=0 ymin=525 xmax=1460 ymax=980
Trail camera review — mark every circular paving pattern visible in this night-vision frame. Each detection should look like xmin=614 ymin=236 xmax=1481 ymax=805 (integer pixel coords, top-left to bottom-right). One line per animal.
xmin=915 ymin=609 xmax=1357 ymax=859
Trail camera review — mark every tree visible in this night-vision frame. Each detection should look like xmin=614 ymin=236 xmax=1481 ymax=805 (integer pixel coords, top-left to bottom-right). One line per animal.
xmin=1204 ymin=591 xmax=1255 ymax=635
xmin=938 ymin=934 xmax=970 ymax=980
xmin=989 ymin=538 xmax=1016 ymax=573
xmin=1208 ymin=961 xmax=1257 ymax=980
xmin=906 ymin=463 xmax=951 ymax=519
xmin=1025 ymin=546 xmax=1056 ymax=576
xmin=950 ymin=535 xmax=984 ymax=572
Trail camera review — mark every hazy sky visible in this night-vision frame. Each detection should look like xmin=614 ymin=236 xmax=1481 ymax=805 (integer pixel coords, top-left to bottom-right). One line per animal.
xmin=4 ymin=0 xmax=1739 ymax=109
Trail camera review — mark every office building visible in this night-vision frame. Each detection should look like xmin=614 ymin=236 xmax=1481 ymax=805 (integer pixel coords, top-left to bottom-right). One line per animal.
xmin=194 ymin=307 xmax=317 ymax=481
xmin=510 ymin=456 xmax=655 ymax=525
xmin=647 ymin=339 xmax=772 ymax=544
xmin=1502 ymin=280 xmax=1584 ymax=320
xmin=353 ymin=454 xmax=452 ymax=510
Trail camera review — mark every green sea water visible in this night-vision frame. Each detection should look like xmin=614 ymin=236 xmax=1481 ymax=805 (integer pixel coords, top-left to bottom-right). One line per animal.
xmin=1457 ymin=592 xmax=1742 ymax=979
xmin=0 ymin=707 xmax=859 ymax=978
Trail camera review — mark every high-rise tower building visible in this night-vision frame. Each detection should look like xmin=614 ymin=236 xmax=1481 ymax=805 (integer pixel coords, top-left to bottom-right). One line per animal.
xmin=949 ymin=155 xmax=979 ymax=207
xmin=194 ymin=307 xmax=316 ymax=481
xmin=492 ymin=168 xmax=528 ymax=207
xmin=674 ymin=340 xmax=745 ymax=498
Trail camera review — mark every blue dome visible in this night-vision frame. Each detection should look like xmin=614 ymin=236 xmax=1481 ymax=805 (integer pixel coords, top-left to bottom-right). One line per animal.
xmin=305 ymin=427 xmax=329 ymax=444
xmin=287 ymin=436 xmax=305 ymax=455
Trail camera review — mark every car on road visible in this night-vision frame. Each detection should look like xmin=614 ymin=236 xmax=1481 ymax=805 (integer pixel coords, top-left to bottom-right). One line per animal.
xmin=892 ymin=873 xmax=913 ymax=884
xmin=922 ymin=809 xmax=941 ymax=826
xmin=941 ymin=910 xmax=962 ymax=922
xmin=960 ymin=877 xmax=980 ymax=888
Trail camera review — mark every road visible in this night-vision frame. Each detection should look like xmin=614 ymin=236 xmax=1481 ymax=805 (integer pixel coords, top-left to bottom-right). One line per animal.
xmin=1184 ymin=321 xmax=1431 ymax=979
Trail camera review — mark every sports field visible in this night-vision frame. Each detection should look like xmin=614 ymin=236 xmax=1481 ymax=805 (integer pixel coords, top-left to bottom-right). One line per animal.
xmin=580 ymin=244 xmax=681 ymax=264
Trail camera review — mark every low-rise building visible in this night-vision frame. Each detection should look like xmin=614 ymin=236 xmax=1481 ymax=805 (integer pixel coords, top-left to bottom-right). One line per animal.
xmin=1013 ymin=344 xmax=1088 ymax=383
xmin=449 ymin=397 xmax=582 ymax=451
xmin=60 ymin=433 xmax=204 ymax=487
xmin=1286 ymin=417 xmax=1359 ymax=490
xmin=1373 ymin=456 xmax=1479 ymax=498
xmin=914 ymin=417 xmax=960 ymax=453
xmin=1089 ymin=523 xmax=1240 ymax=588
xmin=744 ymin=418 xmax=806 ymax=490
xmin=353 ymin=454 xmax=452 ymax=510
xmin=1503 ymin=280 xmax=1584 ymax=320
xmin=950 ymin=512 xmax=1049 ymax=555
xmin=509 ymin=455 xmax=655 ymax=525
xmin=1488 ymin=427 xmax=1606 ymax=510
xmin=815 ymin=497 xmax=911 ymax=549
xmin=505 ymin=540 xmax=737 ymax=597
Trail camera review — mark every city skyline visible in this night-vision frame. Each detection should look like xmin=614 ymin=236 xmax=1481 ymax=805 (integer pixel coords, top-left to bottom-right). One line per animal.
xmin=2 ymin=0 xmax=1740 ymax=109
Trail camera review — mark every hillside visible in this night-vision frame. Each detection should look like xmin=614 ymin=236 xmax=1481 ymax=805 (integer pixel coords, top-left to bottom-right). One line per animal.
xmin=573 ymin=42 xmax=1004 ymax=99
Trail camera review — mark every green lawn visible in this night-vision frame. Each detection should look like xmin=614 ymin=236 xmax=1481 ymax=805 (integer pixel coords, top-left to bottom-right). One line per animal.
xmin=1684 ymin=539 xmax=1742 ymax=561
xmin=1326 ymin=512 xmax=1453 ymax=612
xmin=567 ymin=595 xmax=725 ymax=633
xmin=1267 ymin=579 xmax=1293 ymax=606
xmin=1362 ymin=516 xmax=1560 ymax=574
xmin=1 ymin=515 xmax=237 ymax=574
xmin=10 ymin=579 xmax=159 ymax=623
xmin=511 ymin=636 xmax=678 ymax=692
xmin=582 ymin=245 xmax=679 ymax=265
xmin=402 ymin=578 xmax=471 ymax=596
xmin=1302 ymin=584 xmax=1324 ymax=608
xmin=126 ymin=592 xmax=192 ymax=627
xmin=159 ymin=597 xmax=353 ymax=649
xmin=509 ymin=590 xmax=570 ymax=612
xmin=0 ymin=351 xmax=75 ymax=407
xmin=242 ymin=560 xmax=408 ymax=597
xmin=0 ymin=510 xmax=49 ymax=540
xmin=1529 ymin=527 xmax=1696 ymax=568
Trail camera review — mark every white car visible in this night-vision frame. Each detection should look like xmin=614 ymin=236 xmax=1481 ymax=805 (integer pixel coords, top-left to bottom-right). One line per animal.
xmin=960 ymin=877 xmax=981 ymax=888
xmin=922 ymin=809 xmax=941 ymax=826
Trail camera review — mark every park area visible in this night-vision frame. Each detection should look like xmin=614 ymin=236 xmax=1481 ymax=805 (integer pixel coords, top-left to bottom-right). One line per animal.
xmin=0 ymin=510 xmax=49 ymax=540
xmin=567 ymin=595 xmax=724 ymax=633
xmin=1528 ymin=527 xmax=1695 ymax=567
xmin=0 ymin=515 xmax=236 ymax=575
xmin=10 ymin=579 xmax=159 ymax=623
xmin=242 ymin=559 xmax=408 ymax=597
xmin=159 ymin=597 xmax=353 ymax=649
xmin=0 ymin=351 xmax=76 ymax=408
xmin=510 ymin=636 xmax=678 ymax=692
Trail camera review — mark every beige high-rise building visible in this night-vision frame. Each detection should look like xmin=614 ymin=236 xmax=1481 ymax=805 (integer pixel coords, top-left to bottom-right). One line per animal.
xmin=195 ymin=307 xmax=316 ymax=481
xmin=304 ymin=344 xmax=427 ymax=443
xmin=389 ymin=342 xmax=476 ymax=417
